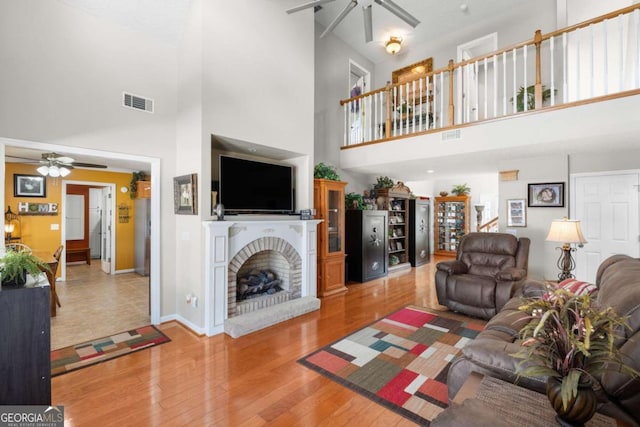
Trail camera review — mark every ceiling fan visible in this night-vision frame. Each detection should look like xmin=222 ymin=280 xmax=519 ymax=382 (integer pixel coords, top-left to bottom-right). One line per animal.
xmin=286 ymin=0 xmax=420 ymax=42
xmin=6 ymin=152 xmax=108 ymax=176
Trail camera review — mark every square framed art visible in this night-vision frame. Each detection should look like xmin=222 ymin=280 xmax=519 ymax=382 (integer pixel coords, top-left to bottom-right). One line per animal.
xmin=14 ymin=174 xmax=46 ymax=197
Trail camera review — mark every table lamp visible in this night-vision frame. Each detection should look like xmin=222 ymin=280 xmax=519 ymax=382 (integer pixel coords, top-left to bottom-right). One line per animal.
xmin=546 ymin=217 xmax=587 ymax=281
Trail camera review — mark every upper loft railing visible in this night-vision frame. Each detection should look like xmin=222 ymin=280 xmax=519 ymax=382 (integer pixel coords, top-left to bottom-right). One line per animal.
xmin=340 ymin=5 xmax=640 ymax=147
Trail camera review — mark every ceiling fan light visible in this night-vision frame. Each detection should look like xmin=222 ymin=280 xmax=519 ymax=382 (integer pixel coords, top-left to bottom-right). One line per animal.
xmin=385 ymin=36 xmax=402 ymax=54
xmin=48 ymin=165 xmax=60 ymax=177
xmin=37 ymin=165 xmax=50 ymax=176
xmin=59 ymin=167 xmax=71 ymax=177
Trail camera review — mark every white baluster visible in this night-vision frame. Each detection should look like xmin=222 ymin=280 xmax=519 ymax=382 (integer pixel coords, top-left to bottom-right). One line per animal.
xmin=418 ymin=78 xmax=423 ymax=130
xmin=393 ymin=86 xmax=397 ymax=137
xmin=590 ymin=24 xmax=594 ymax=98
xmin=523 ymin=46 xmax=528 ymax=111
xmin=412 ymin=80 xmax=416 ymax=134
xmin=550 ymin=36 xmax=555 ymax=106
xmin=440 ymin=71 xmax=444 ymax=128
xmin=483 ymin=57 xmax=488 ymax=120
xmin=503 ymin=51 xmax=507 ymax=115
xmin=493 ymin=54 xmax=497 ymax=118
xmin=512 ymin=48 xmax=517 ymax=113
xmin=343 ymin=103 xmax=348 ymax=146
xmin=563 ymin=32 xmax=568 ymax=103
xmin=635 ymin=9 xmax=640 ymax=88
xmin=603 ymin=19 xmax=609 ymax=95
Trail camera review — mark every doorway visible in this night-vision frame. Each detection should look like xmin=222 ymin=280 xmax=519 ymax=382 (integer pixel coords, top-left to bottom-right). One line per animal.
xmin=349 ymin=59 xmax=371 ymax=144
xmin=0 ymin=137 xmax=160 ymax=326
xmin=571 ymin=170 xmax=640 ymax=282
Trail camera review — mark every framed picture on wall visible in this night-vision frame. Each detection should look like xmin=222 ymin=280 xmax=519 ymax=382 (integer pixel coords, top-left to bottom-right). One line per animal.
xmin=173 ymin=173 xmax=198 ymax=215
xmin=528 ymin=182 xmax=564 ymax=207
xmin=14 ymin=174 xmax=46 ymax=197
xmin=507 ymin=199 xmax=526 ymax=227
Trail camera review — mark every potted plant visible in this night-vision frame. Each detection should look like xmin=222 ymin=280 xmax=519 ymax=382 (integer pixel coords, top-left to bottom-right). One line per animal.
xmin=314 ymin=163 xmax=340 ymax=181
xmin=345 ymin=192 xmax=364 ymax=210
xmin=374 ymin=176 xmax=394 ymax=189
xmin=511 ymin=84 xmax=556 ymax=112
xmin=451 ymin=183 xmax=470 ymax=196
xmin=130 ymin=171 xmax=147 ymax=199
xmin=0 ymin=250 xmax=51 ymax=287
xmin=513 ymin=287 xmax=639 ymax=426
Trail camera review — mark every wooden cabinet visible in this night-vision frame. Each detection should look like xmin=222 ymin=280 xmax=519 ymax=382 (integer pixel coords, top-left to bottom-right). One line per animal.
xmin=0 ymin=285 xmax=51 ymax=405
xmin=314 ymin=179 xmax=348 ymax=297
xmin=346 ymin=210 xmax=388 ymax=283
xmin=434 ymin=195 xmax=471 ymax=256
xmin=409 ymin=198 xmax=431 ymax=267
xmin=376 ymin=185 xmax=411 ymax=273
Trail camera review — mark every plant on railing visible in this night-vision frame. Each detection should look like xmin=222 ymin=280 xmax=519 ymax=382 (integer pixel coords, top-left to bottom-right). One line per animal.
xmin=314 ymin=163 xmax=340 ymax=181
xmin=512 ymin=85 xmax=555 ymax=111
xmin=345 ymin=192 xmax=365 ymax=210
xmin=374 ymin=176 xmax=394 ymax=189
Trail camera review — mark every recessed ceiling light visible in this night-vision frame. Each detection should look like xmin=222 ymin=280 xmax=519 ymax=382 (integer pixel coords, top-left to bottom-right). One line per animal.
xmin=427 ymin=169 xmax=435 ymax=174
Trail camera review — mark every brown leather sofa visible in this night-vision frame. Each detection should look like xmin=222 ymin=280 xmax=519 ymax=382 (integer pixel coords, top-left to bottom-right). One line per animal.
xmin=435 ymin=232 xmax=530 ymax=320
xmin=443 ymin=254 xmax=640 ymax=426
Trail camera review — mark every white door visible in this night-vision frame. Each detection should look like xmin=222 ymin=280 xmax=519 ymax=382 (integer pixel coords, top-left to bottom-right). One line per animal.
xmin=572 ymin=171 xmax=640 ymax=282
xmin=101 ymin=187 xmax=112 ymax=274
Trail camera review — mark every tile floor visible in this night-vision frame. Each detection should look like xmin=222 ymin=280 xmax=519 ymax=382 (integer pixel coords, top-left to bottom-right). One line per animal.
xmin=50 ymin=262 xmax=150 ymax=350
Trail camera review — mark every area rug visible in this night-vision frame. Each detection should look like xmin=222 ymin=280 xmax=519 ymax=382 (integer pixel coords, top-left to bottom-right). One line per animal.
xmin=297 ymin=305 xmax=484 ymax=425
xmin=51 ymin=325 xmax=171 ymax=377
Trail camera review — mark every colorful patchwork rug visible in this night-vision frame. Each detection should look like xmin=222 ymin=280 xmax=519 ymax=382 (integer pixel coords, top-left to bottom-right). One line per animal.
xmin=51 ymin=325 xmax=171 ymax=377
xmin=297 ymin=305 xmax=484 ymax=425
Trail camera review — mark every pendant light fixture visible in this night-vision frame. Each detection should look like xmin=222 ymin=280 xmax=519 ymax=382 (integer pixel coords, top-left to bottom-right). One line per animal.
xmin=385 ymin=36 xmax=402 ymax=54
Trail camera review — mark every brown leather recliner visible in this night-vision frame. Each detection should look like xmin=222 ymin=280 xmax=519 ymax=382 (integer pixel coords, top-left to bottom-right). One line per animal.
xmin=435 ymin=232 xmax=530 ymax=320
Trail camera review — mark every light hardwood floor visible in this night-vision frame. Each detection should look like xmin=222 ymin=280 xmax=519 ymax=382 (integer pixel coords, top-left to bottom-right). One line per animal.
xmin=51 ymin=262 xmax=150 ymax=350
xmin=52 ymin=256 xmax=479 ymax=426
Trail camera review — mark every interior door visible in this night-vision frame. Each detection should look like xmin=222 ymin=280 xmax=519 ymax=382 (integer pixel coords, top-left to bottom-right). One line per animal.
xmin=572 ymin=171 xmax=640 ymax=282
xmin=101 ymin=187 xmax=112 ymax=274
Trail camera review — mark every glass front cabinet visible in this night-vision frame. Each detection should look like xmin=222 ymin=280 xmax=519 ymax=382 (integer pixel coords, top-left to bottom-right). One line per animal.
xmin=314 ymin=179 xmax=348 ymax=297
xmin=434 ymin=195 xmax=471 ymax=256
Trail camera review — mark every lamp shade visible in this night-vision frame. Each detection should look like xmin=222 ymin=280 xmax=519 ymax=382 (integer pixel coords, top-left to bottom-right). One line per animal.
xmin=546 ymin=217 xmax=587 ymax=244
xmin=385 ymin=36 xmax=402 ymax=54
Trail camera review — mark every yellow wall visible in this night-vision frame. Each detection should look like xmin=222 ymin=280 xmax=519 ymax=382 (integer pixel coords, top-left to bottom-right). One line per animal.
xmin=4 ymin=164 xmax=136 ymax=271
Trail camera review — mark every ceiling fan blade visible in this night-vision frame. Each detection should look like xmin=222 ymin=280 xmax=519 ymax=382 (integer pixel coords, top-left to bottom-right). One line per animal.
xmin=55 ymin=156 xmax=75 ymax=164
xmin=71 ymin=162 xmax=108 ymax=168
xmin=374 ymin=0 xmax=420 ymax=28
xmin=320 ymin=0 xmax=358 ymax=38
xmin=5 ymin=155 xmax=40 ymax=163
xmin=286 ymin=0 xmax=336 ymax=14
xmin=363 ymin=5 xmax=373 ymax=43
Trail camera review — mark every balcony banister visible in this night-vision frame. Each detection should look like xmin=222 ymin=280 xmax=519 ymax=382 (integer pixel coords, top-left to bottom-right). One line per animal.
xmin=339 ymin=4 xmax=640 ymax=147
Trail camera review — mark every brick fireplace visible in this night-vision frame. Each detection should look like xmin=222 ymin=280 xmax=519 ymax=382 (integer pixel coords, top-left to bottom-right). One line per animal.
xmin=203 ymin=218 xmax=322 ymax=337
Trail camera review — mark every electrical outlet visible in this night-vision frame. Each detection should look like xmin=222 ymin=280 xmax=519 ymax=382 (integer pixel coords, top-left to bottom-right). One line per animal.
xmin=191 ymin=296 xmax=198 ymax=308
xmin=186 ymin=294 xmax=192 ymax=304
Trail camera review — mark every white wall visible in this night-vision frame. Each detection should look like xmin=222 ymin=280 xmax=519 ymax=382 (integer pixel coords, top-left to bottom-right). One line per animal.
xmin=0 ymin=0 xmax=178 ymax=317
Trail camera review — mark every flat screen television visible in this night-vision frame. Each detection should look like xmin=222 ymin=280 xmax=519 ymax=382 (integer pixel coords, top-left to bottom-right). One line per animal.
xmin=219 ymin=155 xmax=294 ymax=214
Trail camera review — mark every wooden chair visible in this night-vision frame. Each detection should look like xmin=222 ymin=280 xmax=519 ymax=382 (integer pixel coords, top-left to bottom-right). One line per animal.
xmin=5 ymin=243 xmax=32 ymax=253
xmin=47 ymin=245 xmax=64 ymax=316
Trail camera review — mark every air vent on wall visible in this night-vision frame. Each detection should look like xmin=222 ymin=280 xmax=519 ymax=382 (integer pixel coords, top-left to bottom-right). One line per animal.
xmin=123 ymin=92 xmax=154 ymax=113
xmin=441 ymin=129 xmax=461 ymax=141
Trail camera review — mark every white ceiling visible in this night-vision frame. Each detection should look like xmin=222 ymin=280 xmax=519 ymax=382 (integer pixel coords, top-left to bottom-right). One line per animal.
xmin=311 ymin=0 xmax=531 ymax=64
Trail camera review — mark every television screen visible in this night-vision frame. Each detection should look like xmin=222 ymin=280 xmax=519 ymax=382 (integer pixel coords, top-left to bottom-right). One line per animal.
xmin=219 ymin=155 xmax=294 ymax=214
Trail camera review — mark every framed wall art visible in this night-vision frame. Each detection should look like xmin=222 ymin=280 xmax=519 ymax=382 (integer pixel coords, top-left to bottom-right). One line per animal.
xmin=14 ymin=174 xmax=46 ymax=197
xmin=528 ymin=182 xmax=564 ymax=207
xmin=173 ymin=173 xmax=198 ymax=215
xmin=507 ymin=199 xmax=526 ymax=227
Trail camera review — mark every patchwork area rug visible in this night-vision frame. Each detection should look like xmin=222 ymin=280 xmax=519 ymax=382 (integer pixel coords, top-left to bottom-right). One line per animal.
xmin=297 ymin=305 xmax=484 ymax=425
xmin=51 ymin=325 xmax=171 ymax=377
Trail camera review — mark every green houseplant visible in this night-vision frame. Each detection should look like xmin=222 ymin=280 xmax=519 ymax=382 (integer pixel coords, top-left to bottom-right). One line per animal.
xmin=511 ymin=84 xmax=555 ymax=112
xmin=451 ymin=183 xmax=470 ymax=196
xmin=345 ymin=192 xmax=364 ymax=210
xmin=0 ymin=250 xmax=51 ymax=287
xmin=374 ymin=176 xmax=394 ymax=189
xmin=513 ymin=287 xmax=639 ymax=425
xmin=314 ymin=163 xmax=340 ymax=181
xmin=130 ymin=171 xmax=147 ymax=199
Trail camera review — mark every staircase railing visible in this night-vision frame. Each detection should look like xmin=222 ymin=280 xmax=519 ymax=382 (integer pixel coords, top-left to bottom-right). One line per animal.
xmin=478 ymin=216 xmax=499 ymax=233
xmin=339 ymin=4 xmax=640 ymax=147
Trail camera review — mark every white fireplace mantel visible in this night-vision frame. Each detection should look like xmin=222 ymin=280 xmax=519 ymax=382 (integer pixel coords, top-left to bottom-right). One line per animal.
xmin=202 ymin=218 xmax=322 ymax=336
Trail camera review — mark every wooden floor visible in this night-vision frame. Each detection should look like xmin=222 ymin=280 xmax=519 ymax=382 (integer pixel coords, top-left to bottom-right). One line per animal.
xmin=52 ymin=256 xmax=477 ymax=426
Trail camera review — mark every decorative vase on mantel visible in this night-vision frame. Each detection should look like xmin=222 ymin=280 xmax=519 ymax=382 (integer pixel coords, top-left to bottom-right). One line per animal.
xmin=546 ymin=376 xmax=598 ymax=427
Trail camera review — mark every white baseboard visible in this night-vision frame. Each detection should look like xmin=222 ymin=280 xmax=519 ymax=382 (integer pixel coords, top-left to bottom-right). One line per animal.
xmin=160 ymin=314 xmax=205 ymax=335
xmin=115 ymin=268 xmax=135 ymax=274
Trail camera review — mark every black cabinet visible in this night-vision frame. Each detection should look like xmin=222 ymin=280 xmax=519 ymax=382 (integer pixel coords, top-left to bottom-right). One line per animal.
xmin=346 ymin=210 xmax=388 ymax=282
xmin=409 ymin=199 xmax=431 ymax=267
xmin=0 ymin=286 xmax=51 ymax=405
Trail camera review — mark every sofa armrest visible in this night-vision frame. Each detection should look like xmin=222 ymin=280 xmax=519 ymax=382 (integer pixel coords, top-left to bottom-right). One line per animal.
xmin=436 ymin=260 xmax=467 ymax=275
xmin=520 ymin=280 xmax=549 ymax=298
xmin=496 ymin=267 xmax=526 ymax=281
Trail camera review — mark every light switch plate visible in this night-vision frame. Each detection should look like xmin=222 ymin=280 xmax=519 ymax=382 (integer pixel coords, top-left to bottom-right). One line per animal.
xmin=51 ymin=224 xmax=60 ymax=230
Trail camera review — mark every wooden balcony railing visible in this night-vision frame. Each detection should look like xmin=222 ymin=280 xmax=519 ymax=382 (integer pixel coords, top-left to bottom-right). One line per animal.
xmin=340 ymin=4 xmax=640 ymax=147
